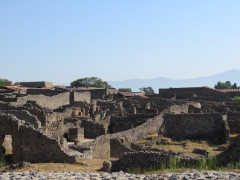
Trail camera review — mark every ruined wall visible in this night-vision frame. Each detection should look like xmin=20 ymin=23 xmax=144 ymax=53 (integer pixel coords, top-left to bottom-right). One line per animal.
xmin=19 ymin=126 xmax=77 ymax=163
xmin=159 ymin=87 xmax=225 ymax=98
xmin=110 ymin=138 xmax=133 ymax=158
xmin=26 ymin=89 xmax=64 ymax=96
xmin=0 ymin=110 xmax=41 ymax=128
xmin=9 ymin=92 xmax=71 ymax=110
xmin=162 ymin=113 xmax=229 ymax=144
xmin=227 ymin=112 xmax=240 ymax=134
xmin=0 ymin=113 xmax=78 ymax=163
xmin=73 ymin=91 xmax=91 ymax=104
xmin=90 ymin=135 xmax=110 ymax=159
xmin=88 ymin=103 xmax=189 ymax=159
xmin=106 ymin=88 xmax=119 ymax=95
xmin=111 ymin=151 xmax=174 ymax=172
xmin=108 ymin=114 xmax=155 ymax=133
xmin=81 ymin=120 xmax=108 ymax=139
xmin=218 ymin=134 xmax=240 ymax=165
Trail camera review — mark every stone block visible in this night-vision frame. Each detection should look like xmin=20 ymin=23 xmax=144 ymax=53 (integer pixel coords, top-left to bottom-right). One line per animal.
xmin=68 ymin=128 xmax=84 ymax=142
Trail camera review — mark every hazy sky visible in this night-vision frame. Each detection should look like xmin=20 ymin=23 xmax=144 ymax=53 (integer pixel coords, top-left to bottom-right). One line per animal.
xmin=1 ymin=1 xmax=240 ymax=85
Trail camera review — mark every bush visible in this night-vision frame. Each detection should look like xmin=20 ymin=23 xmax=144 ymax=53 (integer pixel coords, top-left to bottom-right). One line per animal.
xmin=234 ymin=96 xmax=240 ymax=101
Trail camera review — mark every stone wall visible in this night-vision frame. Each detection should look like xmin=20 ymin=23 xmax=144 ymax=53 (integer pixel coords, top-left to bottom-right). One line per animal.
xmin=81 ymin=120 xmax=108 ymax=139
xmin=218 ymin=134 xmax=240 ymax=165
xmin=227 ymin=112 xmax=240 ymax=134
xmin=26 ymin=89 xmax=64 ymax=96
xmin=108 ymin=114 xmax=155 ymax=133
xmin=88 ymin=103 xmax=189 ymax=159
xmin=0 ymin=112 xmax=79 ymax=163
xmin=73 ymin=91 xmax=91 ymax=104
xmin=0 ymin=110 xmax=41 ymax=128
xmin=159 ymin=87 xmax=225 ymax=98
xmin=111 ymin=151 xmax=175 ymax=171
xmin=161 ymin=113 xmax=229 ymax=144
xmin=110 ymin=138 xmax=133 ymax=158
xmin=90 ymin=135 xmax=110 ymax=159
xmin=9 ymin=92 xmax=71 ymax=110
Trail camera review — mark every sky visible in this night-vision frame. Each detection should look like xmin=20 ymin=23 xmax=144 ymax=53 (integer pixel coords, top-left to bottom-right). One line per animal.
xmin=1 ymin=0 xmax=240 ymax=85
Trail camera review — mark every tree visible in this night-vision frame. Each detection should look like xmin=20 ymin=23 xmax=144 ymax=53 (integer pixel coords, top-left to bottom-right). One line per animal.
xmin=0 ymin=79 xmax=12 ymax=86
xmin=70 ymin=77 xmax=112 ymax=88
xmin=214 ymin=81 xmax=240 ymax=89
xmin=119 ymin=88 xmax=132 ymax=92
xmin=232 ymin=83 xmax=238 ymax=89
xmin=139 ymin=87 xmax=155 ymax=95
xmin=214 ymin=81 xmax=232 ymax=89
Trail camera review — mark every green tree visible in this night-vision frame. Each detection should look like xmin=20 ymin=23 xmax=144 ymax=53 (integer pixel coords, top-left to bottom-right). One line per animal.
xmin=231 ymin=83 xmax=238 ymax=89
xmin=0 ymin=79 xmax=12 ymax=86
xmin=214 ymin=81 xmax=240 ymax=89
xmin=214 ymin=81 xmax=232 ymax=89
xmin=70 ymin=77 xmax=112 ymax=88
xmin=119 ymin=88 xmax=132 ymax=92
xmin=139 ymin=86 xmax=155 ymax=95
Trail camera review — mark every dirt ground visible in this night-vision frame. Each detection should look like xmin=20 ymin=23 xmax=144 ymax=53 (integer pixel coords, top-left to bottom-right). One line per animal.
xmin=15 ymin=159 xmax=109 ymax=173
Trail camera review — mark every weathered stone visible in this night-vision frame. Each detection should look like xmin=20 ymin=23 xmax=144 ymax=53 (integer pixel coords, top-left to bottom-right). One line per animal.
xmin=102 ymin=160 xmax=112 ymax=172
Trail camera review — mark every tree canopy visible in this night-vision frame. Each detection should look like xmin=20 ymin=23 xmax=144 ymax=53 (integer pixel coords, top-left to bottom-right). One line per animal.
xmin=139 ymin=86 xmax=155 ymax=95
xmin=119 ymin=88 xmax=132 ymax=92
xmin=214 ymin=81 xmax=239 ymax=89
xmin=0 ymin=79 xmax=12 ymax=86
xmin=70 ymin=77 xmax=112 ymax=88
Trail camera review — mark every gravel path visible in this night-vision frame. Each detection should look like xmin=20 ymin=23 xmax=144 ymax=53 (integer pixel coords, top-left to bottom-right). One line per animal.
xmin=0 ymin=170 xmax=240 ymax=180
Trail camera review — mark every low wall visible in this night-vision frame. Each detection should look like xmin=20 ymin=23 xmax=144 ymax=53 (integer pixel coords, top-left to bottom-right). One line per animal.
xmin=227 ymin=112 xmax=240 ymax=134
xmin=111 ymin=151 xmax=175 ymax=171
xmin=89 ymin=103 xmax=189 ymax=159
xmin=162 ymin=113 xmax=229 ymax=144
xmin=108 ymin=114 xmax=155 ymax=133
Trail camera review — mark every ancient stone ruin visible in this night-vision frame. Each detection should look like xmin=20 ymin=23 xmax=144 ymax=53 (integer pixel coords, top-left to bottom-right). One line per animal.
xmin=0 ymin=83 xmax=240 ymax=172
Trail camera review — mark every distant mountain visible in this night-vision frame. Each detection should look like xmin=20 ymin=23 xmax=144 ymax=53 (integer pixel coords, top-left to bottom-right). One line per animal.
xmin=108 ymin=69 xmax=240 ymax=92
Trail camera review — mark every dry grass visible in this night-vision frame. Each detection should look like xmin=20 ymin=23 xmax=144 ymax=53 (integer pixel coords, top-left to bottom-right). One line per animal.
xmin=15 ymin=159 xmax=110 ymax=173
xmin=136 ymin=135 xmax=221 ymax=156
xmin=154 ymin=140 xmax=220 ymax=156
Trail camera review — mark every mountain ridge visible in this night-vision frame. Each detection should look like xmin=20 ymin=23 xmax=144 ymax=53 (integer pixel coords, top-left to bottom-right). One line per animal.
xmin=108 ymin=69 xmax=240 ymax=92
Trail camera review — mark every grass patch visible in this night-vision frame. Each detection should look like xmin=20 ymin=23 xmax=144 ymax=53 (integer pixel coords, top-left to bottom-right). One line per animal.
xmin=136 ymin=135 xmax=221 ymax=156
xmin=234 ymin=96 xmax=240 ymax=101
xmin=0 ymin=154 xmax=6 ymax=168
xmin=127 ymin=155 xmax=221 ymax=174
xmin=127 ymin=154 xmax=240 ymax=175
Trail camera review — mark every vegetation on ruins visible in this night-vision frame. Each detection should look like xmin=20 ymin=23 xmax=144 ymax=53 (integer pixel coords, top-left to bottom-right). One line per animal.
xmin=234 ymin=96 xmax=240 ymax=101
xmin=139 ymin=86 xmax=155 ymax=95
xmin=0 ymin=79 xmax=12 ymax=86
xmin=70 ymin=77 xmax=112 ymax=88
xmin=0 ymin=154 xmax=6 ymax=167
xmin=119 ymin=88 xmax=132 ymax=92
xmin=127 ymin=156 xmax=240 ymax=175
xmin=214 ymin=81 xmax=239 ymax=89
